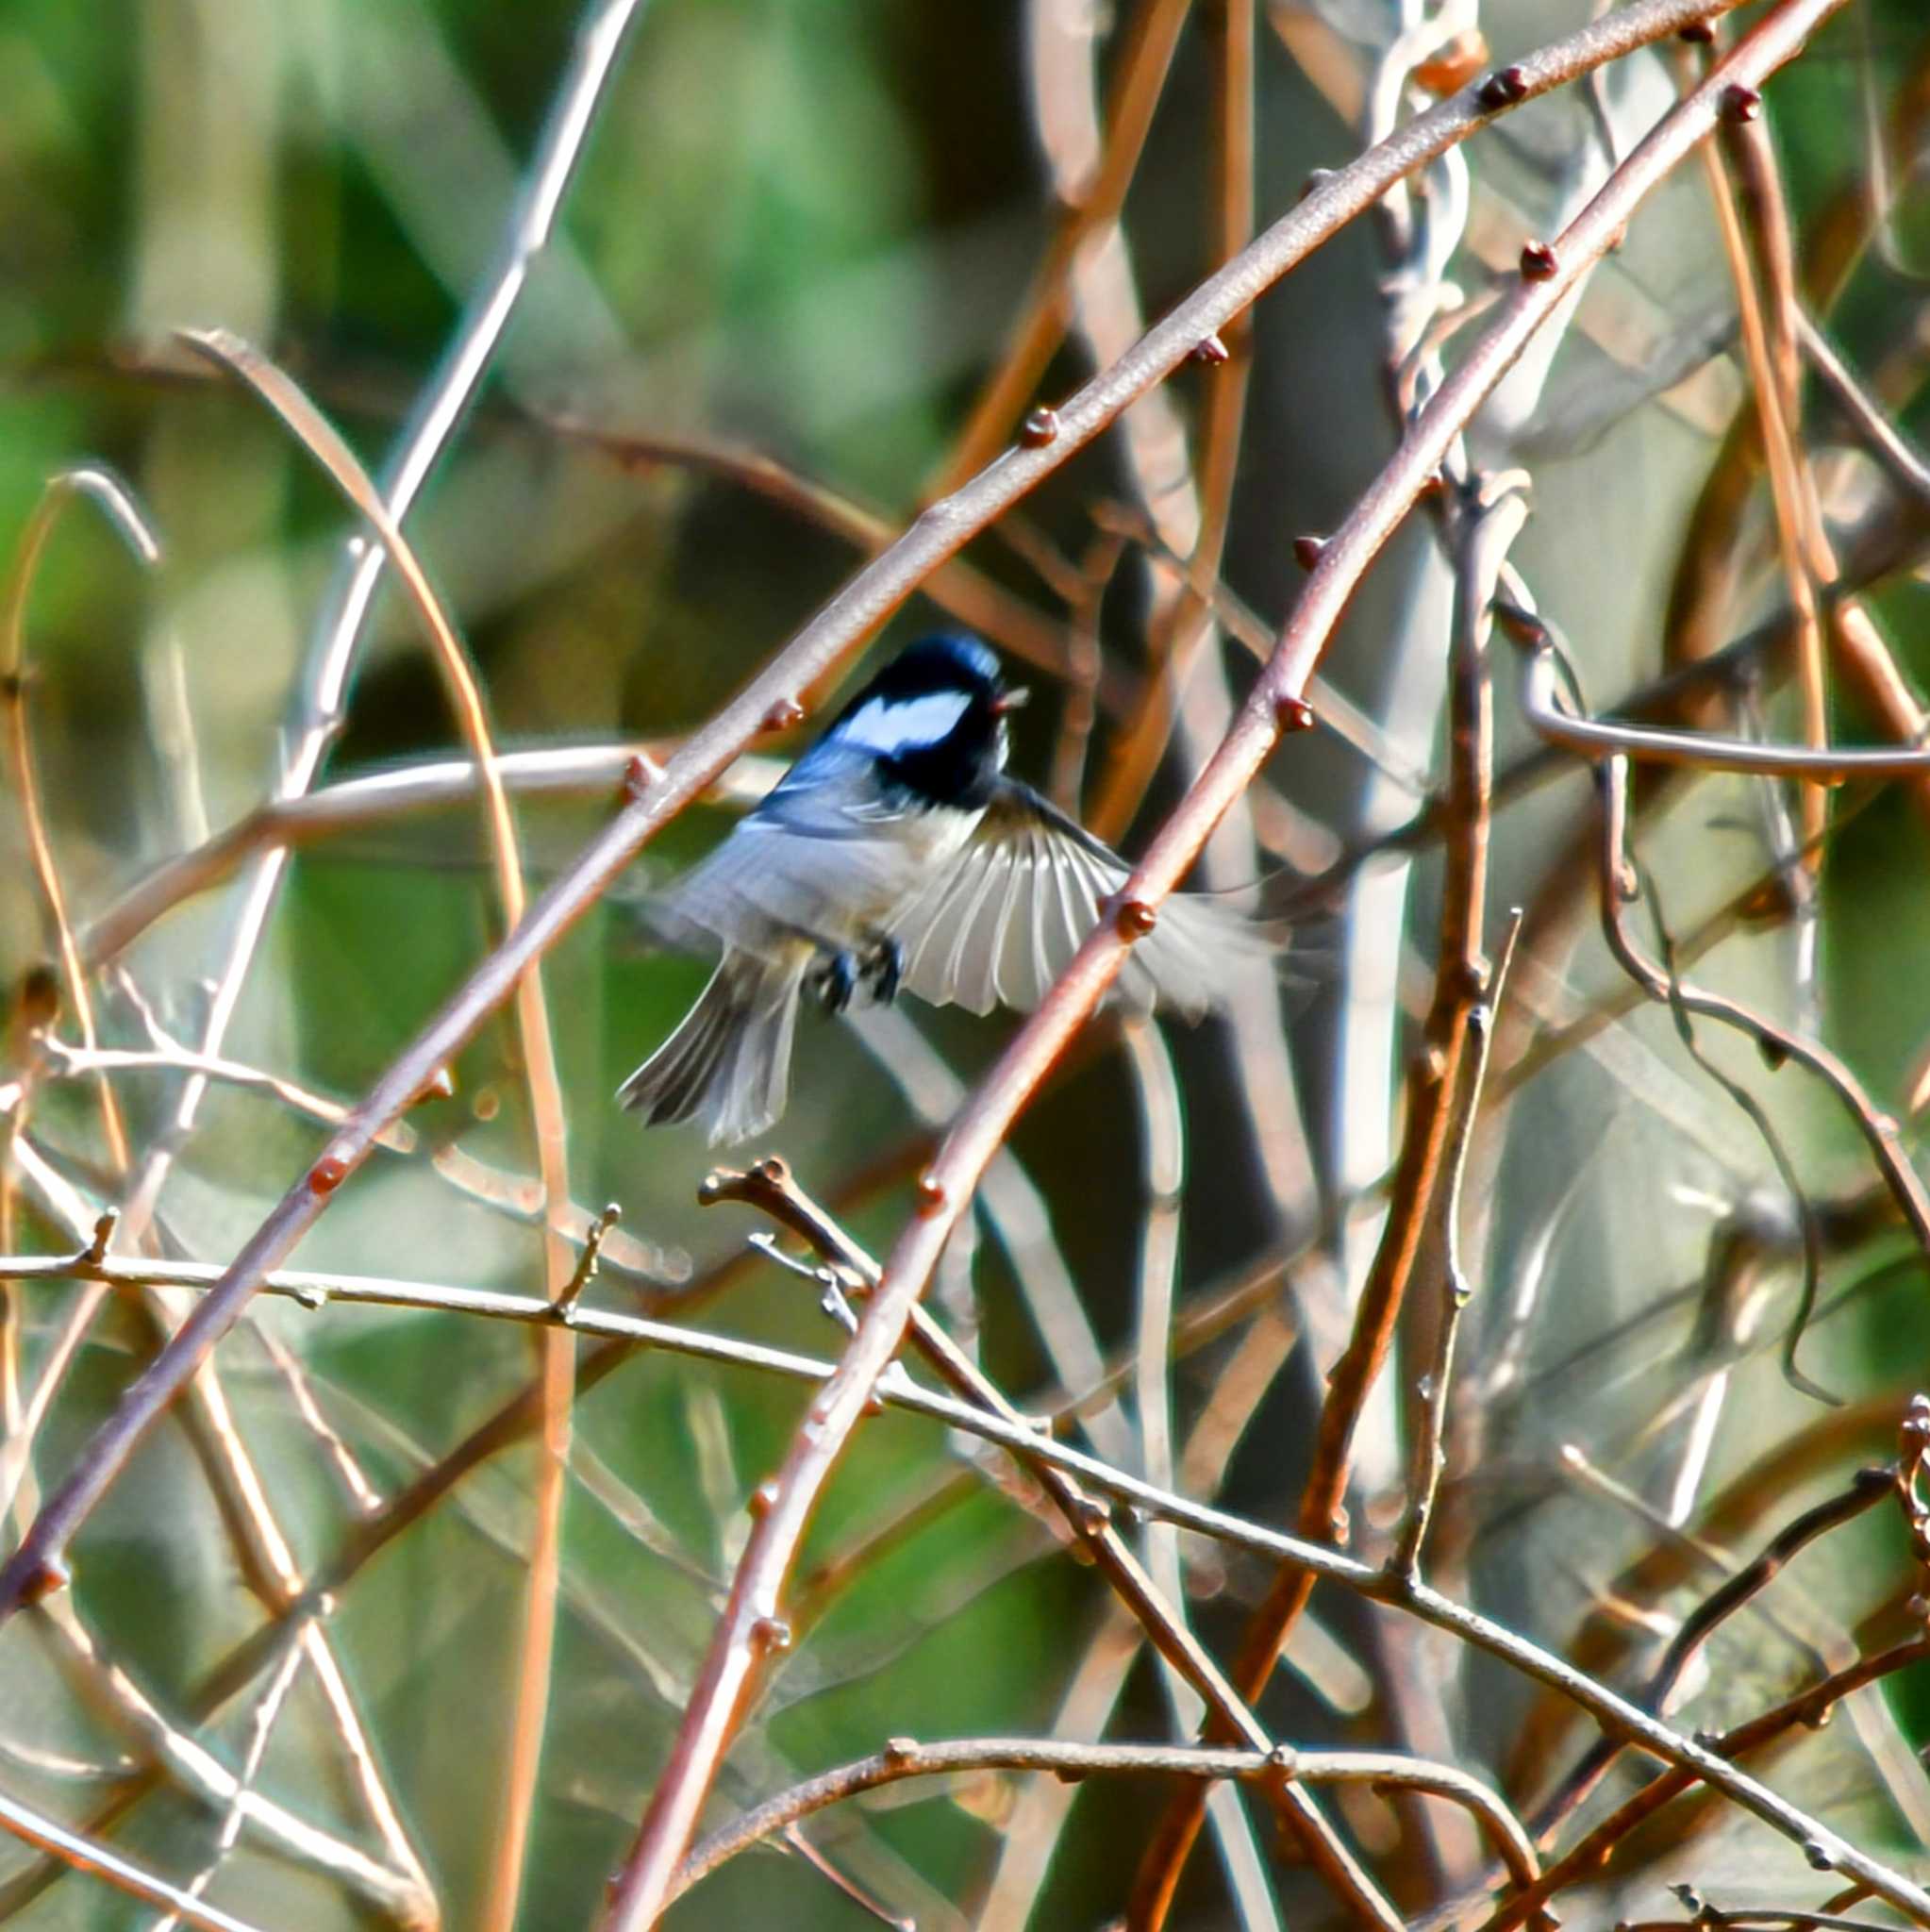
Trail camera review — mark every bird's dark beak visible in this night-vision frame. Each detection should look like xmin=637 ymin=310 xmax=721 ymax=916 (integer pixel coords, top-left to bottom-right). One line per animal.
xmin=992 ymin=686 xmax=1030 ymax=715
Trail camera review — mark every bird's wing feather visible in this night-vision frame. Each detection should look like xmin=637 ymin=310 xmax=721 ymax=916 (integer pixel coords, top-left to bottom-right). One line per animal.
xmin=889 ymin=779 xmax=1264 ymax=1019
xmin=648 ymin=750 xmax=927 ymax=955
xmin=754 ymin=740 xmax=918 ymax=839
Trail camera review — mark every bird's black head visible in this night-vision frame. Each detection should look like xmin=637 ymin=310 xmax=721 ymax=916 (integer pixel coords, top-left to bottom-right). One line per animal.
xmin=833 ymin=632 xmax=1018 ymax=808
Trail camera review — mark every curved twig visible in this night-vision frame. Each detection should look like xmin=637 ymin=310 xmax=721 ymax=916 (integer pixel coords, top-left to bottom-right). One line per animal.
xmin=177 ymin=330 xmax=579 ymax=1932
xmin=1506 ymin=602 xmax=1930 ymax=775
xmin=5 ymin=1226 xmax=1928 ymax=1928
xmin=1592 ymin=755 xmax=1930 ymax=1260
xmin=667 ymin=1739 xmax=1539 ymax=1908
xmin=0 ymin=0 xmax=1757 ymax=1634
xmin=603 ymin=10 xmax=1858 ymax=1924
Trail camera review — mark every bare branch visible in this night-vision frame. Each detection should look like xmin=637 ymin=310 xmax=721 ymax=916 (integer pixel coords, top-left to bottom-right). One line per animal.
xmin=603 ymin=14 xmax=1862 ymax=1921
xmin=0 ymin=0 xmax=1762 ymax=1636
xmin=0 ymin=1782 xmax=276 ymax=1932
xmin=669 ymin=1738 xmax=1539 ymax=1910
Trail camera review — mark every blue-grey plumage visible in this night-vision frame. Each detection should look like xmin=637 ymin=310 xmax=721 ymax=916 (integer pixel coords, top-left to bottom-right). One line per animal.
xmin=618 ymin=633 xmax=1265 ymax=1144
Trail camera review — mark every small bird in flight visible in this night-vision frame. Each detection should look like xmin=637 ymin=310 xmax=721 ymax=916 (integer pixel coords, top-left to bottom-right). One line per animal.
xmin=618 ymin=632 xmax=1261 ymax=1143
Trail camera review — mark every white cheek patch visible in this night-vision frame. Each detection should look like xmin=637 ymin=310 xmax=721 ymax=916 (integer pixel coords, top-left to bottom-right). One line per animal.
xmin=840 ymin=691 xmax=973 ymax=754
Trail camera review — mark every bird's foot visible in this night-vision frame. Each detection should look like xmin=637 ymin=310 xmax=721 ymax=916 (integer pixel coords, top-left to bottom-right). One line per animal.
xmin=810 ymin=950 xmax=858 ymax=1014
xmin=860 ymin=936 xmax=903 ymax=1007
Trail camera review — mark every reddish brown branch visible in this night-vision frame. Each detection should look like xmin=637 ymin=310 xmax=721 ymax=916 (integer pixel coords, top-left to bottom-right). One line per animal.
xmin=0 ymin=0 xmax=1760 ymax=1631
xmin=604 ymin=9 xmax=1848 ymax=1925
xmin=1532 ymin=1464 xmax=1898 ymax=1840
xmin=1477 ymin=1634 xmax=1930 ymax=1932
xmin=697 ymin=1159 xmax=1403 ymax=1930
xmin=932 ymin=0 xmax=1196 ymax=494
xmin=1131 ymin=474 xmax=1520 ymax=1925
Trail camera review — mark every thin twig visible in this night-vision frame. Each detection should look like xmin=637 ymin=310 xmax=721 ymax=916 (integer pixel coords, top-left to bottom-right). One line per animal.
xmin=694 ymin=1158 xmax=1405 ymax=1932
xmin=0 ymin=1783 xmax=276 ymax=1932
xmin=602 ymin=15 xmax=1855 ymax=1921
xmin=1592 ymin=755 xmax=1930 ymax=1260
xmin=1532 ymin=1463 xmax=1900 ymax=1839
xmin=1692 ymin=40 xmax=1832 ymax=859
xmin=668 ymin=1738 xmax=1539 ymax=1908
xmin=0 ymin=0 xmax=1770 ymax=1630
xmin=1475 ymin=1634 xmax=1930 ymax=1932
xmin=5 ymin=1231 xmax=1927 ymax=1924
xmin=1505 ymin=602 xmax=1930 ymax=776
xmin=1391 ymin=909 xmax=1522 ymax=1584
xmin=1800 ymin=310 xmax=1930 ymax=509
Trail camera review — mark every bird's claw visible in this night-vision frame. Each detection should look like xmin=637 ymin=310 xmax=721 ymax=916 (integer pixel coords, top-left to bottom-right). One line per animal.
xmin=812 ymin=950 xmax=858 ymax=1014
xmin=811 ymin=938 xmax=900 ymax=1014
xmin=862 ymin=937 xmax=903 ymax=1007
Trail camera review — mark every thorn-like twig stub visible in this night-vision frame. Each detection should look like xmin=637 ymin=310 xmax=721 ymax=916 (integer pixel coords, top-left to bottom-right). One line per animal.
xmin=750 ymin=1615 xmax=793 ymax=1656
xmin=308 ymin=1149 xmax=352 ymax=1195
xmin=1720 ymin=82 xmax=1761 ymax=123
xmin=914 ymin=1170 xmax=947 ymax=1215
xmin=1804 ymin=1840 xmax=1836 ymax=1872
xmin=1190 ymin=331 xmax=1231 ymax=366
xmin=1292 ymin=534 xmax=1324 ymax=571
xmin=555 ymin=1202 xmax=622 ymax=1320
xmin=1298 ymin=167 xmax=1335 ymax=201
xmin=1019 ymin=406 xmax=1060 ymax=448
xmin=1678 ymin=20 xmax=1715 ymax=42
xmin=751 ymin=1155 xmax=790 ymax=1186
xmin=1114 ymin=897 xmax=1158 ymax=940
xmin=762 ymin=696 xmax=806 ymax=733
xmin=883 ymin=1736 xmax=920 ymax=1764
xmin=410 ymin=1065 xmax=456 ymax=1106
xmin=1273 ymin=694 xmax=1316 ymax=734
xmin=624 ymin=752 xmax=659 ymax=800
xmin=82 ymin=1209 xmax=119 ymax=1266
xmin=1519 ymin=241 xmax=1559 ymax=282
xmin=18 ymin=1557 xmax=69 ymax=1606
xmin=746 ymin=1478 xmax=780 ymax=1521
xmin=1475 ymin=65 xmax=1528 ymax=110
xmin=1075 ymin=1494 xmax=1114 ymax=1534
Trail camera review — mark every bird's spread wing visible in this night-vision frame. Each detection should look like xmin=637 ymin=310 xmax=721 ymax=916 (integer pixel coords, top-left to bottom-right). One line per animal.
xmin=887 ymin=779 xmax=1265 ymax=1019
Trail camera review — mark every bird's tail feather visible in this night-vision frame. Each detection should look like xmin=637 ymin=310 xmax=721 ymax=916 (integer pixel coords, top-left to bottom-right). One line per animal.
xmin=617 ymin=951 xmax=807 ymax=1145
